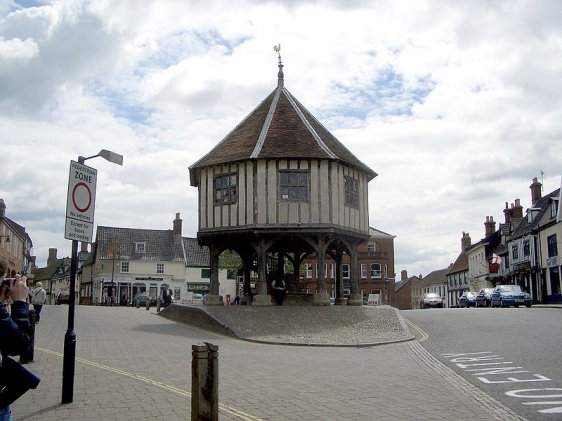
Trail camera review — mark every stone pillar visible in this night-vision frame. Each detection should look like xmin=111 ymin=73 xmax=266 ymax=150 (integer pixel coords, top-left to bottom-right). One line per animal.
xmin=205 ymin=245 xmax=222 ymax=306
xmin=253 ymin=239 xmax=272 ymax=305
xmin=348 ymin=245 xmax=362 ymax=306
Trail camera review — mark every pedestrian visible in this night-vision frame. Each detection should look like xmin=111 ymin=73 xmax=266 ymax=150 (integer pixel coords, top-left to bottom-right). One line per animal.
xmin=271 ymin=277 xmax=286 ymax=305
xmin=30 ymin=282 xmax=46 ymax=324
xmin=0 ymin=258 xmax=38 ymax=421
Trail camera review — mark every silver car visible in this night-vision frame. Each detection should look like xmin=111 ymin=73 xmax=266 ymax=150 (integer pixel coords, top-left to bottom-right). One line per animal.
xmin=420 ymin=293 xmax=443 ymax=309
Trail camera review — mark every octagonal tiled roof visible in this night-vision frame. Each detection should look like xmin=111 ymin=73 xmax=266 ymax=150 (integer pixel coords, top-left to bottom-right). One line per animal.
xmin=189 ymin=64 xmax=376 ymax=186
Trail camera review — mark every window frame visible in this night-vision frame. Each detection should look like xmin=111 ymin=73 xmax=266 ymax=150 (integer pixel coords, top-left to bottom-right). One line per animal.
xmin=278 ymin=170 xmax=309 ymax=202
xmin=547 ymin=234 xmax=558 ymax=258
xmin=120 ymin=261 xmax=129 ymax=273
xmin=344 ymin=176 xmax=359 ymax=208
xmin=360 ymin=264 xmax=368 ymax=279
xmin=214 ymin=173 xmax=238 ymax=205
xmin=371 ymin=263 xmax=382 ymax=278
xmin=156 ymin=263 xmax=164 ymax=274
xmin=135 ymin=242 xmax=146 ymax=253
xmin=342 ymin=264 xmax=350 ymax=279
xmin=551 ymin=201 xmax=558 ymax=219
xmin=305 ymin=263 xmax=313 ymax=279
xmin=523 ymin=239 xmax=530 ymax=257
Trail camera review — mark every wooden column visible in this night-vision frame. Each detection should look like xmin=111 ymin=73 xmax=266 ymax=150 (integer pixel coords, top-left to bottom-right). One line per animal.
xmin=253 ymin=238 xmax=272 ymax=305
xmin=313 ymin=236 xmax=330 ymax=306
xmin=348 ymin=242 xmax=362 ymax=306
xmin=205 ymin=244 xmax=222 ymax=306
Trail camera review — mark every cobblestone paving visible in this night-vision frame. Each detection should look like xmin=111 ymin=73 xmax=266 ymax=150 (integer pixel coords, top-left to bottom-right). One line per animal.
xmin=11 ymin=305 xmax=527 ymax=420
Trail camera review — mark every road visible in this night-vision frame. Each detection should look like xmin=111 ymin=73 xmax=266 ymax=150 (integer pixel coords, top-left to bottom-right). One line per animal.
xmin=403 ymin=307 xmax=562 ymax=420
xmin=12 ymin=304 xmax=517 ymax=420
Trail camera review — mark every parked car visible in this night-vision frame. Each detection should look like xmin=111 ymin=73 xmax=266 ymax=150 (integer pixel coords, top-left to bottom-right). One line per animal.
xmin=419 ymin=293 xmax=443 ymax=309
xmin=192 ymin=293 xmax=203 ymax=304
xmin=459 ymin=291 xmax=478 ymax=308
xmin=475 ymin=288 xmax=494 ymax=307
xmin=134 ymin=292 xmax=157 ymax=307
xmin=490 ymin=285 xmax=532 ymax=308
xmin=55 ymin=291 xmax=70 ymax=305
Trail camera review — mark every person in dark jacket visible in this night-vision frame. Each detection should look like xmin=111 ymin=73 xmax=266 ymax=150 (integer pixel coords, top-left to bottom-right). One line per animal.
xmin=0 ymin=258 xmax=30 ymax=421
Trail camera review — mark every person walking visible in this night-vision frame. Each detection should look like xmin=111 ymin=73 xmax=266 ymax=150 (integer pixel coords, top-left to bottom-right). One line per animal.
xmin=271 ymin=277 xmax=286 ymax=305
xmin=30 ymin=282 xmax=46 ymax=324
xmin=0 ymin=258 xmax=31 ymax=421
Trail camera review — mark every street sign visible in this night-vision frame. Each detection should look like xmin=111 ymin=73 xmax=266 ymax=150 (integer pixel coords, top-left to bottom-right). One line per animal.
xmin=64 ymin=160 xmax=97 ymax=242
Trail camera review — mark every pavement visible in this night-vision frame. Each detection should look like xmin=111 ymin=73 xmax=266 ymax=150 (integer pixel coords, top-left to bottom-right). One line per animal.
xmin=10 ymin=303 xmax=531 ymax=420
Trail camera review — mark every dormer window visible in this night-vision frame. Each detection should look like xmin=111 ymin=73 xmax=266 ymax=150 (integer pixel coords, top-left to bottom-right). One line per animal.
xmin=551 ymin=200 xmax=558 ymax=219
xmin=135 ymin=242 xmax=146 ymax=253
xmin=344 ymin=177 xmax=359 ymax=208
xmin=279 ymin=170 xmax=309 ymax=201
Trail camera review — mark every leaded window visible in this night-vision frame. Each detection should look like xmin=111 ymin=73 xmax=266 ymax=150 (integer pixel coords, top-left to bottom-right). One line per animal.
xmin=214 ymin=174 xmax=237 ymax=205
xmin=279 ymin=171 xmax=309 ymax=201
xmin=344 ymin=177 xmax=359 ymax=208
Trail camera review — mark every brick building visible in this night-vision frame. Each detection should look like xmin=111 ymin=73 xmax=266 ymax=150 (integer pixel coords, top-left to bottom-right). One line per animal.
xmin=301 ymin=227 xmax=395 ymax=305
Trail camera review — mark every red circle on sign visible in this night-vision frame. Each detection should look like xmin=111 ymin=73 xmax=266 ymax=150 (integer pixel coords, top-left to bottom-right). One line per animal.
xmin=72 ymin=182 xmax=92 ymax=213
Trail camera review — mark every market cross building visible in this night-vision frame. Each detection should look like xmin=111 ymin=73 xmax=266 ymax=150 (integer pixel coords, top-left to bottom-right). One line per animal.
xmin=189 ymin=55 xmax=377 ymax=306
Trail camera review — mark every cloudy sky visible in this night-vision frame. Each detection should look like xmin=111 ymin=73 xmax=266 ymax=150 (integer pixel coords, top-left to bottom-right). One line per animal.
xmin=1 ymin=0 xmax=561 ymax=277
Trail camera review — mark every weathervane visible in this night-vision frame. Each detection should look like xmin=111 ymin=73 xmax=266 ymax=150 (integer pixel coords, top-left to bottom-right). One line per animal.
xmin=273 ymin=44 xmax=284 ymax=87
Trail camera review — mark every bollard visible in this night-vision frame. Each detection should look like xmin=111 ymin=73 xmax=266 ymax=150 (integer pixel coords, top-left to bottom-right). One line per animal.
xmin=191 ymin=343 xmax=218 ymax=421
xmin=156 ymin=297 xmax=161 ymax=313
xmin=145 ymin=298 xmax=150 ymax=311
xmin=20 ymin=308 xmax=36 ymax=364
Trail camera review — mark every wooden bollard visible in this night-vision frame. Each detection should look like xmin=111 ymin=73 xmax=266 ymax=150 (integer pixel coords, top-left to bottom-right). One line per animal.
xmin=191 ymin=343 xmax=218 ymax=421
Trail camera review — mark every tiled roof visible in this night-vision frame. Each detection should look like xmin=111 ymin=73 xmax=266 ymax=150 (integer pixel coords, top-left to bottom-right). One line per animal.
xmin=189 ymin=80 xmax=377 ymax=186
xmin=448 ymin=252 xmax=468 ymax=275
xmin=95 ymin=226 xmax=211 ymax=266
xmin=369 ymin=227 xmax=396 ymax=238
xmin=96 ymin=226 xmax=185 ymax=262
xmin=414 ymin=267 xmax=450 ymax=288
xmin=511 ymin=188 xmax=560 ymax=239
xmin=183 ymin=238 xmax=210 ymax=267
xmin=395 ymin=276 xmax=418 ymax=292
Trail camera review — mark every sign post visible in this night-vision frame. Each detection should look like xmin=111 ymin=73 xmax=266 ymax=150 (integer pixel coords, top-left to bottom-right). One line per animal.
xmin=65 ymin=160 xmax=97 ymax=243
xmin=62 ymin=159 xmax=97 ymax=403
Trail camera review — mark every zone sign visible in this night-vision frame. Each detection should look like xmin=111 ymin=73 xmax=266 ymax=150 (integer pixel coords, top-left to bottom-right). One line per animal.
xmin=65 ymin=160 xmax=97 ymax=242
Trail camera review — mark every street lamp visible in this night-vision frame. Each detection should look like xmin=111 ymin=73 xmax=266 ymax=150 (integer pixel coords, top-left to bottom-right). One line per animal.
xmin=62 ymin=149 xmax=122 ymax=404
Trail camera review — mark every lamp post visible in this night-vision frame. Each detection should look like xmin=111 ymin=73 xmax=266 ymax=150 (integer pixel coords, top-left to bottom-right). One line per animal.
xmin=62 ymin=149 xmax=122 ymax=404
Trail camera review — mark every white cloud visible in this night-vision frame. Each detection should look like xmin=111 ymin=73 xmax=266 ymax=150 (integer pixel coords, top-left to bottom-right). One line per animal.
xmin=1 ymin=0 xmax=561 ymax=278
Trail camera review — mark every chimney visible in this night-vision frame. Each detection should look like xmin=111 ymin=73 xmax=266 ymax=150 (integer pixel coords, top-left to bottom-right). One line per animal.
xmin=530 ymin=177 xmax=542 ymax=206
xmin=503 ymin=202 xmax=511 ymax=223
xmin=484 ymin=216 xmax=496 ymax=237
xmin=400 ymin=269 xmax=408 ymax=282
xmin=512 ymin=199 xmax=523 ymax=220
xmin=173 ymin=213 xmax=182 ymax=244
xmin=47 ymin=248 xmax=58 ymax=265
xmin=0 ymin=199 xmax=5 ymax=218
xmin=80 ymin=242 xmax=89 ymax=253
xmin=461 ymin=232 xmax=471 ymax=252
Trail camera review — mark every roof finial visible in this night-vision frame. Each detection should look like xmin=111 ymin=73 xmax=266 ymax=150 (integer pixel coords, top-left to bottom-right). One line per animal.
xmin=273 ymin=44 xmax=283 ymax=87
